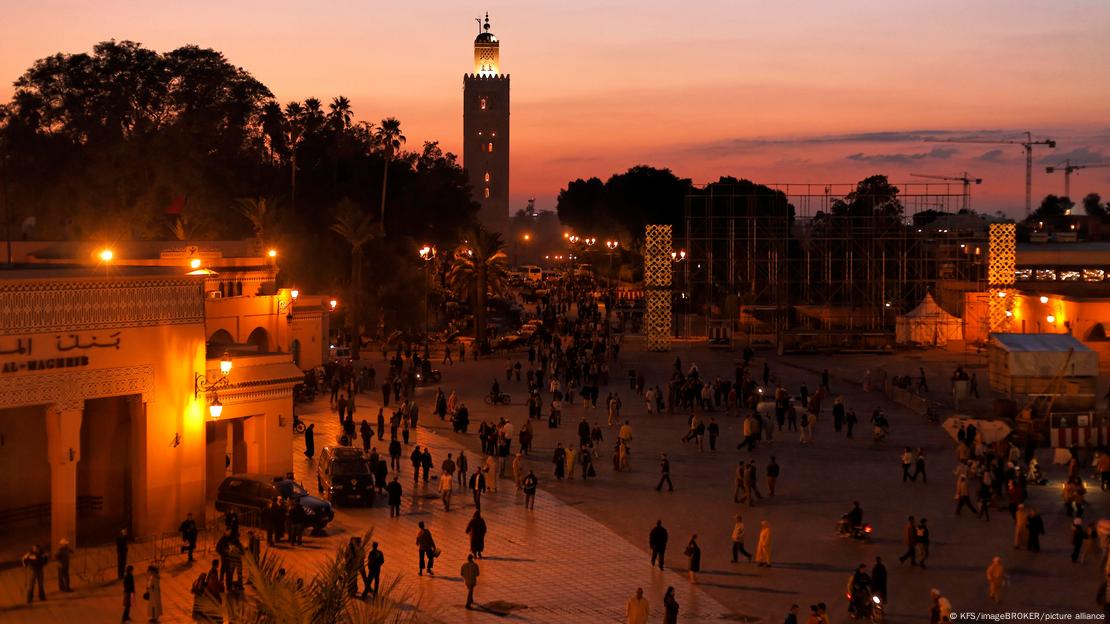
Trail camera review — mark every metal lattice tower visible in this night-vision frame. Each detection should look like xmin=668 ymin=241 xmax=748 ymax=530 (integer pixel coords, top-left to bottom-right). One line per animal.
xmin=644 ymin=225 xmax=673 ymax=351
xmin=988 ymin=223 xmax=1016 ymax=333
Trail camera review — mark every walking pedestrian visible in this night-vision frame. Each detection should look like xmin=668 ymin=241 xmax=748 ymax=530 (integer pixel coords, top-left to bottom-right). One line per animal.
xmin=54 ymin=539 xmax=73 ymax=592
xmin=986 ymin=556 xmax=1004 ymax=603
xmin=304 ymin=423 xmax=315 ymax=459
xmin=122 ymin=565 xmax=136 ymax=621
xmin=754 ymin=520 xmax=772 ymax=567
xmin=901 ymin=448 xmax=914 ymax=483
xmin=663 ymin=586 xmax=679 ymax=624
xmin=898 ymin=517 xmax=916 ymax=567
xmin=387 ymin=476 xmax=403 ymax=518
xmin=145 ymin=565 xmax=163 ymax=622
xmin=22 ymin=544 xmax=48 ymax=603
xmin=179 ymin=513 xmax=198 ymax=563
xmin=649 ymin=520 xmax=668 ymax=570
xmin=627 ymin=587 xmax=650 ymax=624
xmin=766 ymin=456 xmax=780 ymax=496
xmin=466 ymin=510 xmax=488 ymax=558
xmin=523 ymin=469 xmax=538 ymax=509
xmin=915 ymin=518 xmax=930 ymax=569
xmin=363 ymin=541 xmax=385 ymax=597
xmin=416 ymin=521 xmax=436 ymax=576
xmin=872 ymin=556 xmax=887 ymax=602
xmin=913 ymin=448 xmax=927 ymax=484
xmin=461 ymin=554 xmax=480 ymax=609
xmin=655 ymin=453 xmax=674 ymax=492
xmin=685 ymin=534 xmax=701 ymax=583
xmin=955 ymin=474 xmax=978 ymax=515
xmin=469 ymin=469 xmax=486 ymax=511
xmin=708 ymin=417 xmax=720 ymax=451
xmin=1027 ymin=508 xmax=1045 ymax=552
xmin=1014 ymin=503 xmax=1029 ymax=549
xmin=731 ymin=514 xmax=753 ymax=563
xmin=1072 ymin=518 xmax=1088 ymax=563
xmin=116 ymin=528 xmax=129 ymax=580
xmin=439 ymin=470 xmax=453 ymax=512
xmin=845 ymin=408 xmax=857 ymax=438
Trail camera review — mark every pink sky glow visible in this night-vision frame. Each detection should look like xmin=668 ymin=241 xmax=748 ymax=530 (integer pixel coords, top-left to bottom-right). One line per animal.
xmin=2 ymin=0 xmax=1109 ymax=216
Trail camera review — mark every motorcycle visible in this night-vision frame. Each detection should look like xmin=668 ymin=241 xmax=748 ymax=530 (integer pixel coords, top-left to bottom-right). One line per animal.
xmin=416 ymin=369 xmax=442 ymax=384
xmin=484 ymin=392 xmax=512 ymax=406
xmin=836 ymin=516 xmax=873 ymax=541
xmin=847 ymin=588 xmax=884 ymax=623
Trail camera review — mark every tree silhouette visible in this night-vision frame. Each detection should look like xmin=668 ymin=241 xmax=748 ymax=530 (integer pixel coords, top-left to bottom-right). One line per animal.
xmin=446 ymin=226 xmax=509 ymax=347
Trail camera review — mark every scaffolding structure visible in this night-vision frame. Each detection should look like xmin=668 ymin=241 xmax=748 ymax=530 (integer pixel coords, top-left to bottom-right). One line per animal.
xmin=644 ymin=224 xmax=673 ymax=351
xmin=682 ymin=182 xmax=989 ymax=340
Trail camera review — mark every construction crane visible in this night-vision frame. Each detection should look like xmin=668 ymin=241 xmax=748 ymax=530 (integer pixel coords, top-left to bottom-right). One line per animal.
xmin=926 ymin=131 xmax=1055 ymax=216
xmin=1045 ymin=159 xmax=1110 ymax=200
xmin=910 ymin=172 xmax=982 ymax=212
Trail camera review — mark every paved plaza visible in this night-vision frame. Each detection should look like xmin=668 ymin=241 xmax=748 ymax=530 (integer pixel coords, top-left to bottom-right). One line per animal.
xmin=1 ymin=339 xmax=1105 ymax=622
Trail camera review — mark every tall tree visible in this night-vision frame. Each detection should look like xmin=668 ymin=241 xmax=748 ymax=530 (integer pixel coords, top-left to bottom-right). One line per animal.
xmin=1083 ymin=192 xmax=1107 ymax=216
xmin=330 ymin=199 xmax=377 ymax=335
xmin=374 ymin=117 xmax=405 ymax=234
xmin=328 ymin=96 xmax=353 ymax=131
xmin=446 ymin=226 xmax=509 ymax=348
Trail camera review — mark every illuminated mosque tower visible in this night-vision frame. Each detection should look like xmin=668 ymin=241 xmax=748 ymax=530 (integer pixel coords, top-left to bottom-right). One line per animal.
xmin=463 ymin=12 xmax=510 ymax=235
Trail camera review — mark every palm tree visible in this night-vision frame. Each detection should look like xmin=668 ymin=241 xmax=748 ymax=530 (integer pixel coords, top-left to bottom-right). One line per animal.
xmin=283 ymin=101 xmax=306 ymax=213
xmin=374 ymin=117 xmax=406 ymax=235
xmin=330 ymin=200 xmax=377 ymax=334
xmin=446 ymin=226 xmax=509 ymax=348
xmin=329 ymin=96 xmax=353 ymax=131
xmin=206 ymin=529 xmax=424 ymax=623
xmin=258 ymin=101 xmax=286 ymax=164
xmin=238 ymin=196 xmax=279 ymax=241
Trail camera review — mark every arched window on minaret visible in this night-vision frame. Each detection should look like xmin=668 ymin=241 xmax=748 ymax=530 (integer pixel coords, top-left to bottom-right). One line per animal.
xmin=480 ymin=97 xmax=487 ymax=110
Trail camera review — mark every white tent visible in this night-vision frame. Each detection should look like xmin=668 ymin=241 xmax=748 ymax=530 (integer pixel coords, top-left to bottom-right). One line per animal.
xmin=895 ymin=293 xmax=964 ymax=346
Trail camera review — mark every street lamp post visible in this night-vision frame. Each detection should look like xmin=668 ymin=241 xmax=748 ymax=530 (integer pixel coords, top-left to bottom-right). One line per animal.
xmin=419 ymin=245 xmax=436 ymax=340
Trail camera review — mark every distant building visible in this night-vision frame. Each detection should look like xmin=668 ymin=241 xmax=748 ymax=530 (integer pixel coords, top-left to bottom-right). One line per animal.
xmin=463 ymin=13 xmax=510 ymax=236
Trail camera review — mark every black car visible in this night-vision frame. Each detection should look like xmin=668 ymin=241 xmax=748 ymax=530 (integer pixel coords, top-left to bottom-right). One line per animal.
xmin=215 ymin=473 xmax=334 ymax=530
xmin=316 ymin=447 xmax=376 ymax=506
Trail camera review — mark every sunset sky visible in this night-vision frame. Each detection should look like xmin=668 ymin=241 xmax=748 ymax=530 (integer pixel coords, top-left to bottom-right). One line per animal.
xmin=2 ymin=0 xmax=1109 ymax=216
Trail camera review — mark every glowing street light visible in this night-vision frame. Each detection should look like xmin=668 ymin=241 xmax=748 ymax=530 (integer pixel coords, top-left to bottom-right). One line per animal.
xmin=219 ymin=351 xmax=233 ymax=375
xmin=290 ymin=289 xmax=300 ymax=301
xmin=208 ymin=396 xmax=223 ymax=418
xmin=1039 ymin=295 xmax=1049 ymax=304
xmin=605 ymin=240 xmax=618 ymax=250
xmin=98 ymin=248 xmax=114 ymax=262
xmin=189 ymin=258 xmax=202 ymax=269
xmin=267 ymin=248 xmax=278 ymax=258
xmin=329 ymin=299 xmax=338 ymax=310
xmin=1046 ymin=315 xmax=1056 ymax=324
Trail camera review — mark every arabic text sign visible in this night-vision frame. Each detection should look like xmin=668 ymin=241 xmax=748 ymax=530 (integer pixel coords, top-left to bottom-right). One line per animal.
xmin=0 ymin=332 xmax=121 ymax=374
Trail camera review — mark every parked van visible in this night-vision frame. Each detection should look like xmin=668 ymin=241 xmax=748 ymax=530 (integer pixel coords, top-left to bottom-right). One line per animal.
xmin=521 ymin=265 xmax=543 ymax=283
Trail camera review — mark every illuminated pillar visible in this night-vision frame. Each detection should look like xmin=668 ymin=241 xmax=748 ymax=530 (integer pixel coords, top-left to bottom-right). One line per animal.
xmin=988 ymin=223 xmax=1016 ymax=333
xmin=644 ymin=225 xmax=673 ymax=351
xmin=46 ymin=401 xmax=83 ymax=548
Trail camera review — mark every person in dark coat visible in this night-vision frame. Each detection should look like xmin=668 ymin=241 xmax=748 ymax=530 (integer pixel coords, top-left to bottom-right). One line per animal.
xmin=304 ymin=423 xmax=315 ymax=459
xmin=22 ymin=544 xmax=48 ymax=603
xmin=421 ymin=447 xmax=433 ymax=484
xmin=466 ymin=510 xmax=488 ymax=558
xmin=360 ymin=420 xmax=373 ymax=451
xmin=116 ymin=529 xmax=129 ymax=580
xmin=871 ymin=556 xmax=888 ymax=601
xmin=121 ymin=565 xmax=136 ymax=621
xmin=1027 ymin=508 xmax=1045 ymax=552
xmin=663 ymin=586 xmax=679 ymax=624
xmin=649 ymin=520 xmax=668 ymax=570
xmin=54 ymin=539 xmax=73 ymax=592
xmin=387 ymin=476 xmax=403 ymax=517
xmin=376 ymin=408 xmax=386 ymax=441
xmin=179 ymin=513 xmax=199 ymax=562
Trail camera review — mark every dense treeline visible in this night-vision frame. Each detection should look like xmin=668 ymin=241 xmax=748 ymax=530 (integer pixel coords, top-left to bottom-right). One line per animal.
xmin=0 ymin=41 xmax=479 ymax=333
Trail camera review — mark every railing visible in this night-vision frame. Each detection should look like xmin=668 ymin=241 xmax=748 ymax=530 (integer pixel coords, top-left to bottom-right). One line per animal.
xmin=0 ymin=496 xmax=103 ymax=527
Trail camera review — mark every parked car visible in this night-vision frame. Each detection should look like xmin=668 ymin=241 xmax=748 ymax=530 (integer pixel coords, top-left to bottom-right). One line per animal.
xmin=215 ymin=473 xmax=334 ymax=530
xmin=316 ymin=447 xmax=376 ymax=506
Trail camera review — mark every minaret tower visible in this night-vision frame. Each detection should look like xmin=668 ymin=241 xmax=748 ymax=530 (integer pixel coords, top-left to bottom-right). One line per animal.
xmin=463 ymin=13 xmax=510 ymax=236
